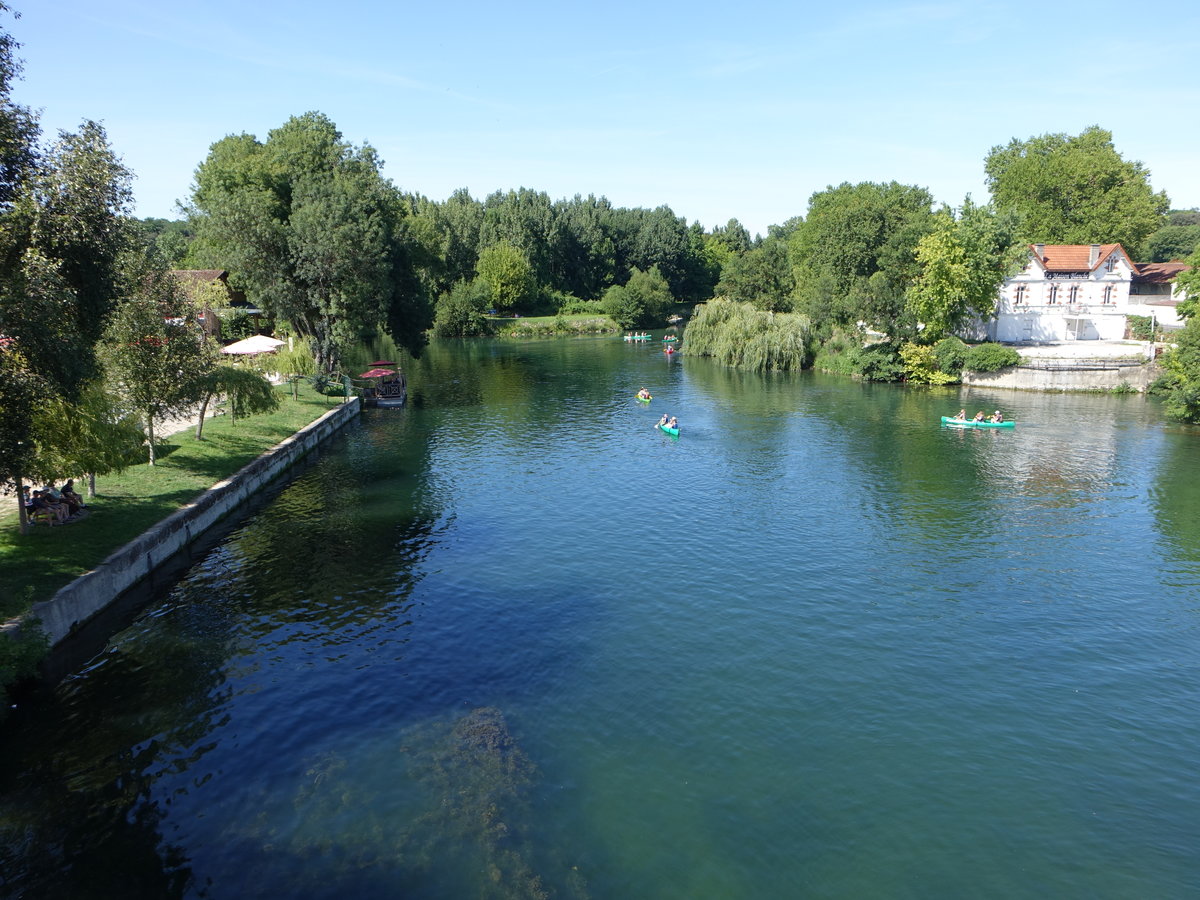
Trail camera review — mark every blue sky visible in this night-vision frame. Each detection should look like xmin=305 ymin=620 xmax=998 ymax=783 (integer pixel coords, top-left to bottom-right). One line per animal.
xmin=10 ymin=0 xmax=1199 ymax=237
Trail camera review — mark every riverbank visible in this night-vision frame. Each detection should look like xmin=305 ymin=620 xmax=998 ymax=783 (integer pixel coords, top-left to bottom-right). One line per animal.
xmin=0 ymin=383 xmax=348 ymax=625
xmin=973 ymin=339 xmax=1162 ymax=392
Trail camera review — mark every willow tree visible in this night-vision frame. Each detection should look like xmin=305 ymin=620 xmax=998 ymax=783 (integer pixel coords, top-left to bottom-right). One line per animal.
xmin=188 ymin=112 xmax=432 ymax=373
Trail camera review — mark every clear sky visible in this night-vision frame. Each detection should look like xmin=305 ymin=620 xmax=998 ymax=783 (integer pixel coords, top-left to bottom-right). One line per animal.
xmin=9 ymin=0 xmax=1199 ymax=237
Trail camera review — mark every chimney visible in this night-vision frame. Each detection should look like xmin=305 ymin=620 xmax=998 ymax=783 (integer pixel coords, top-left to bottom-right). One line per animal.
xmin=1088 ymin=244 xmax=1101 ymax=266
xmin=1034 ymin=243 xmax=1045 ymax=260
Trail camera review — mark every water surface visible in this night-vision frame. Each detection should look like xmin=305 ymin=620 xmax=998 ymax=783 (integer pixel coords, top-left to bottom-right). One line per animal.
xmin=3 ymin=337 xmax=1199 ymax=898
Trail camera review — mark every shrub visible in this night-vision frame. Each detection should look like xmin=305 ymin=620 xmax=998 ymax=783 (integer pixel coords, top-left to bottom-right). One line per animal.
xmin=933 ymin=336 xmax=969 ymax=374
xmin=433 ymin=279 xmax=490 ymax=337
xmin=964 ymin=342 xmax=1020 ymax=372
xmin=901 ymin=342 xmax=958 ymax=384
xmin=813 ymin=331 xmax=903 ymax=381
xmin=558 ymin=298 xmax=605 ymax=315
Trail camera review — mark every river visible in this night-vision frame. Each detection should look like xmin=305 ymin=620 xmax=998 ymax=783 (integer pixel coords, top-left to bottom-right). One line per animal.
xmin=2 ymin=336 xmax=1199 ymax=898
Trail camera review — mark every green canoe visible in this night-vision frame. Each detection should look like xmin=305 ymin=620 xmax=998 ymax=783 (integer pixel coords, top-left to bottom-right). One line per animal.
xmin=941 ymin=416 xmax=1015 ymax=428
xmin=657 ymin=423 xmax=680 ymax=436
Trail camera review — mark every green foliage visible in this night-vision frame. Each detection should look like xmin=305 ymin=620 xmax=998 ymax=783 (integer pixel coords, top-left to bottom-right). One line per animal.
xmin=963 ymin=343 xmax=1020 ymax=372
xmin=433 ymin=278 xmax=490 ymax=337
xmin=984 ymin=126 xmax=1168 ymax=255
xmin=907 ymin=199 xmax=1025 ymax=339
xmin=475 ymin=240 xmax=535 ymax=314
xmin=854 ymin=343 xmax=906 ymax=382
xmin=790 ymin=181 xmax=935 ymax=330
xmin=0 ymin=346 xmax=45 ymax=492
xmin=682 ymin=298 xmax=811 ymax=372
xmin=98 ymin=269 xmax=217 ymax=464
xmin=601 ymin=265 xmax=674 ymax=329
xmin=31 ymin=381 xmax=144 ymax=481
xmin=812 ymin=332 xmax=904 ymax=381
xmin=218 ymin=309 xmax=259 ymax=342
xmin=1158 ymin=316 xmax=1200 ymax=422
xmin=1145 ymin=224 xmax=1200 ymax=263
xmin=557 ymin=298 xmax=605 ymax=315
xmin=188 ymin=112 xmax=433 ymax=372
xmin=933 ymin=336 xmax=969 ymax=374
xmin=716 ymin=239 xmax=795 ymax=311
xmin=1174 ymin=247 xmax=1200 ymax=320
xmin=900 ymin=342 xmax=959 ymax=384
xmin=1126 ymin=315 xmax=1157 ymax=341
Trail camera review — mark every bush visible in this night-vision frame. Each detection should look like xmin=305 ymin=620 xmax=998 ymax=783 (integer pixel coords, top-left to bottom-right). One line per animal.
xmin=901 ymin=342 xmax=959 ymax=384
xmin=218 ymin=309 xmax=260 ymax=342
xmin=558 ymin=298 xmax=605 ymax=315
xmin=933 ymin=336 xmax=969 ymax=374
xmin=433 ymin=279 xmax=490 ymax=337
xmin=964 ymin=342 xmax=1020 ymax=372
xmin=813 ymin=331 xmax=903 ymax=381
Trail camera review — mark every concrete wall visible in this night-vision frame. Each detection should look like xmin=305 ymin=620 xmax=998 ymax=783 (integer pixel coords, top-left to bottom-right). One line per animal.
xmin=964 ymin=361 xmax=1158 ymax=392
xmin=24 ymin=398 xmax=360 ymax=649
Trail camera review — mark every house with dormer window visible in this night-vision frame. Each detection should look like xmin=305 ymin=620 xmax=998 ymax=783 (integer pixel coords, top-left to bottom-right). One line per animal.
xmin=990 ymin=244 xmax=1189 ymax=342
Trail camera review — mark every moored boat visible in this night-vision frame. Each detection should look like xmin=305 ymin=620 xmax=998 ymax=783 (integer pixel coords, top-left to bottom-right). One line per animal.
xmin=941 ymin=416 xmax=1014 ymax=428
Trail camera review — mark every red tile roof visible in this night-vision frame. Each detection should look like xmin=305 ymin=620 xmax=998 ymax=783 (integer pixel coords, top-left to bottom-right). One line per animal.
xmin=1029 ymin=244 xmax=1125 ymax=272
xmin=1132 ymin=261 xmax=1190 ymax=283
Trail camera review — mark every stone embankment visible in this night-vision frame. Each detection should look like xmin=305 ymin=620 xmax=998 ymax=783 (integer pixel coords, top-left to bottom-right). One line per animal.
xmin=20 ymin=398 xmax=360 ymax=651
xmin=965 ymin=341 xmax=1160 ymax=392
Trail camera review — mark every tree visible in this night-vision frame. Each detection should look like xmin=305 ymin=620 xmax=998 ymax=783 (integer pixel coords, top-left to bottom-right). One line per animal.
xmin=475 ymin=241 xmax=534 ymax=314
xmin=1156 ymin=315 xmax=1200 ymax=423
xmin=1145 ymin=224 xmax=1200 ymax=263
xmin=433 ymin=278 xmax=490 ymax=337
xmin=716 ymin=239 xmax=794 ymax=312
xmin=984 ymin=126 xmax=1169 ymax=256
xmin=99 ymin=269 xmax=216 ymax=464
xmin=192 ymin=365 xmax=279 ymax=439
xmin=602 ymin=265 xmax=673 ymax=329
xmin=1173 ymin=246 xmax=1200 ymax=320
xmin=30 ymin=381 xmax=144 ymax=498
xmin=907 ymin=199 xmax=1025 ymax=340
xmin=188 ymin=112 xmax=432 ymax=373
xmin=790 ymin=181 xmax=935 ymax=330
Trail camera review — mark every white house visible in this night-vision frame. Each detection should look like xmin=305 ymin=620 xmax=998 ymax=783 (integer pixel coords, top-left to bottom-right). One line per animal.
xmin=990 ymin=244 xmax=1189 ymax=342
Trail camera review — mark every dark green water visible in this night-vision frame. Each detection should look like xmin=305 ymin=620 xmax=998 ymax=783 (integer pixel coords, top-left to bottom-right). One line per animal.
xmin=3 ymin=337 xmax=1200 ymax=899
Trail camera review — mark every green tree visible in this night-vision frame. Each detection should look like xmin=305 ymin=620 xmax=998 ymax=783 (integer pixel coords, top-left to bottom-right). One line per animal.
xmin=1173 ymin=246 xmax=1200 ymax=320
xmin=1158 ymin=316 xmax=1200 ymax=423
xmin=192 ymin=365 xmax=279 ymax=439
xmin=99 ymin=269 xmax=216 ymax=464
xmin=188 ymin=112 xmax=432 ymax=373
xmin=433 ymin=278 xmax=490 ymax=337
xmin=1145 ymin=224 xmax=1200 ymax=263
xmin=907 ymin=199 xmax=1025 ymax=340
xmin=790 ymin=181 xmax=935 ymax=330
xmin=602 ymin=265 xmax=673 ymax=329
xmin=31 ymin=381 xmax=143 ymax=498
xmin=716 ymin=239 xmax=795 ymax=311
xmin=984 ymin=126 xmax=1169 ymax=255
xmin=475 ymin=241 xmax=534 ymax=314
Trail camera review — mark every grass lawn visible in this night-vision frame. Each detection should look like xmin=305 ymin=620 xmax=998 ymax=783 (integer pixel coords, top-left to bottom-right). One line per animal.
xmin=0 ymin=383 xmax=345 ymax=622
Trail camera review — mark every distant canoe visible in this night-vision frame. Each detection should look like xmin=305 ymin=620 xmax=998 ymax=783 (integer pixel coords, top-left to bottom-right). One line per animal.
xmin=941 ymin=416 xmax=1014 ymax=429
xmin=657 ymin=423 xmax=680 ymax=436
xmin=636 ymin=394 xmax=652 ymax=403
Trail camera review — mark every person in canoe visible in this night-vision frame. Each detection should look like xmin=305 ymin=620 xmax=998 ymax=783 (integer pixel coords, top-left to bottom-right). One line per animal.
xmin=667 ymin=416 xmax=678 ymax=430
xmin=955 ymin=408 xmax=966 ymax=420
xmin=658 ymin=413 xmax=669 ymax=428
xmin=989 ymin=410 xmax=1004 ymax=423
xmin=637 ymin=387 xmax=652 ymax=400
xmin=972 ymin=410 xmax=986 ymax=422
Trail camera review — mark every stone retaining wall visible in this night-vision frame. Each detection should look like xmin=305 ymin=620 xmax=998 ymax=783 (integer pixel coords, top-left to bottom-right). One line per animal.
xmin=22 ymin=398 xmax=360 ymax=649
xmin=964 ymin=360 xmax=1158 ymax=392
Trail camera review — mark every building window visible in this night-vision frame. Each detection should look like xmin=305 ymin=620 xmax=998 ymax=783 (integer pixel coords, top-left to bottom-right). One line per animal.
xmin=1015 ymin=285 xmax=1026 ymax=306
xmin=1069 ymin=285 xmax=1080 ymax=304
xmin=1103 ymin=284 xmax=1114 ymax=305
xmin=1106 ymin=255 xmax=1117 ymax=272
xmin=1048 ymin=285 xmax=1059 ymax=304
